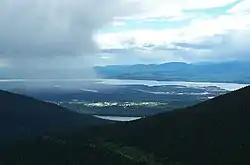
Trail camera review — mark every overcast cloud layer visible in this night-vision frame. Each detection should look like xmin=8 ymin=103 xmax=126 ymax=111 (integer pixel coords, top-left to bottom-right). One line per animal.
xmin=0 ymin=0 xmax=138 ymax=70
xmin=0 ymin=0 xmax=250 ymax=74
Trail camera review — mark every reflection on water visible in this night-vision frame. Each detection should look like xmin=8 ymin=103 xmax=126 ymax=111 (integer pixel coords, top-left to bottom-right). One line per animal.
xmin=94 ymin=115 xmax=142 ymax=121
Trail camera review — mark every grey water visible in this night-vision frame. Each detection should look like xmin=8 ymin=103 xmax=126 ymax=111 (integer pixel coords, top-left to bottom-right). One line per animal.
xmin=93 ymin=115 xmax=142 ymax=121
xmin=0 ymin=78 xmax=248 ymax=91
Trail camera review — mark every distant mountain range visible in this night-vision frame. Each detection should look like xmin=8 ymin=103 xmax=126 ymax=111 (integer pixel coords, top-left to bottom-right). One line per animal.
xmin=1 ymin=86 xmax=250 ymax=164
xmin=95 ymin=61 xmax=250 ymax=84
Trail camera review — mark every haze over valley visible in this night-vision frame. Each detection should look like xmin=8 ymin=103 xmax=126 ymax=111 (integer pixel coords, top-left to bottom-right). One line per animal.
xmin=0 ymin=78 xmax=245 ymax=118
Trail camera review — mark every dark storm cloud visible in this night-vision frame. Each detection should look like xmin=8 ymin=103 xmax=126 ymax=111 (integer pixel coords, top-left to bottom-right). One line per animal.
xmin=0 ymin=0 xmax=137 ymax=59
xmin=0 ymin=0 xmax=141 ymax=78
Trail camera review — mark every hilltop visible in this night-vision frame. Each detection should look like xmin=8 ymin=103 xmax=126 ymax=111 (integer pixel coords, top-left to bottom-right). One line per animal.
xmin=91 ymin=86 xmax=250 ymax=164
xmin=0 ymin=90 xmax=108 ymax=140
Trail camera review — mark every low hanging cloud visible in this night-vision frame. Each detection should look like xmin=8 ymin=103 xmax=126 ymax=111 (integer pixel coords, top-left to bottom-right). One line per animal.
xmin=97 ymin=29 xmax=250 ymax=65
xmin=0 ymin=0 xmax=138 ymax=70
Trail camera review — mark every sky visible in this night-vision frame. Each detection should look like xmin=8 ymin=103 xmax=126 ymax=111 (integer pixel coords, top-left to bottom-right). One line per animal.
xmin=0 ymin=0 xmax=249 ymax=75
xmin=96 ymin=0 xmax=250 ymax=65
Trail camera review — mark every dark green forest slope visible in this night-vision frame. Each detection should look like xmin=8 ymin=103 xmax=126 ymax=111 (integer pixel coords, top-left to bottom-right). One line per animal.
xmin=90 ymin=86 xmax=250 ymax=165
xmin=1 ymin=86 xmax=250 ymax=165
xmin=0 ymin=90 xmax=108 ymax=140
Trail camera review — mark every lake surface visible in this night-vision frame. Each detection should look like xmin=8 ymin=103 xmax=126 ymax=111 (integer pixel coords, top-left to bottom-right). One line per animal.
xmin=0 ymin=78 xmax=248 ymax=91
xmin=96 ymin=79 xmax=248 ymax=91
xmin=93 ymin=115 xmax=142 ymax=121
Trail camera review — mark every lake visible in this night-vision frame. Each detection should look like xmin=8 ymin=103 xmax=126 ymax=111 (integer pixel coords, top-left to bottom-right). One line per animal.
xmin=93 ymin=115 xmax=142 ymax=121
xmin=0 ymin=78 xmax=248 ymax=91
xmin=96 ymin=79 xmax=248 ymax=91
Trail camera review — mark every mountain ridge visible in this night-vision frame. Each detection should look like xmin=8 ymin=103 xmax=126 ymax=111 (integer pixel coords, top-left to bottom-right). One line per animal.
xmin=95 ymin=61 xmax=250 ymax=84
xmin=88 ymin=86 xmax=250 ymax=164
xmin=0 ymin=89 xmax=109 ymax=140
